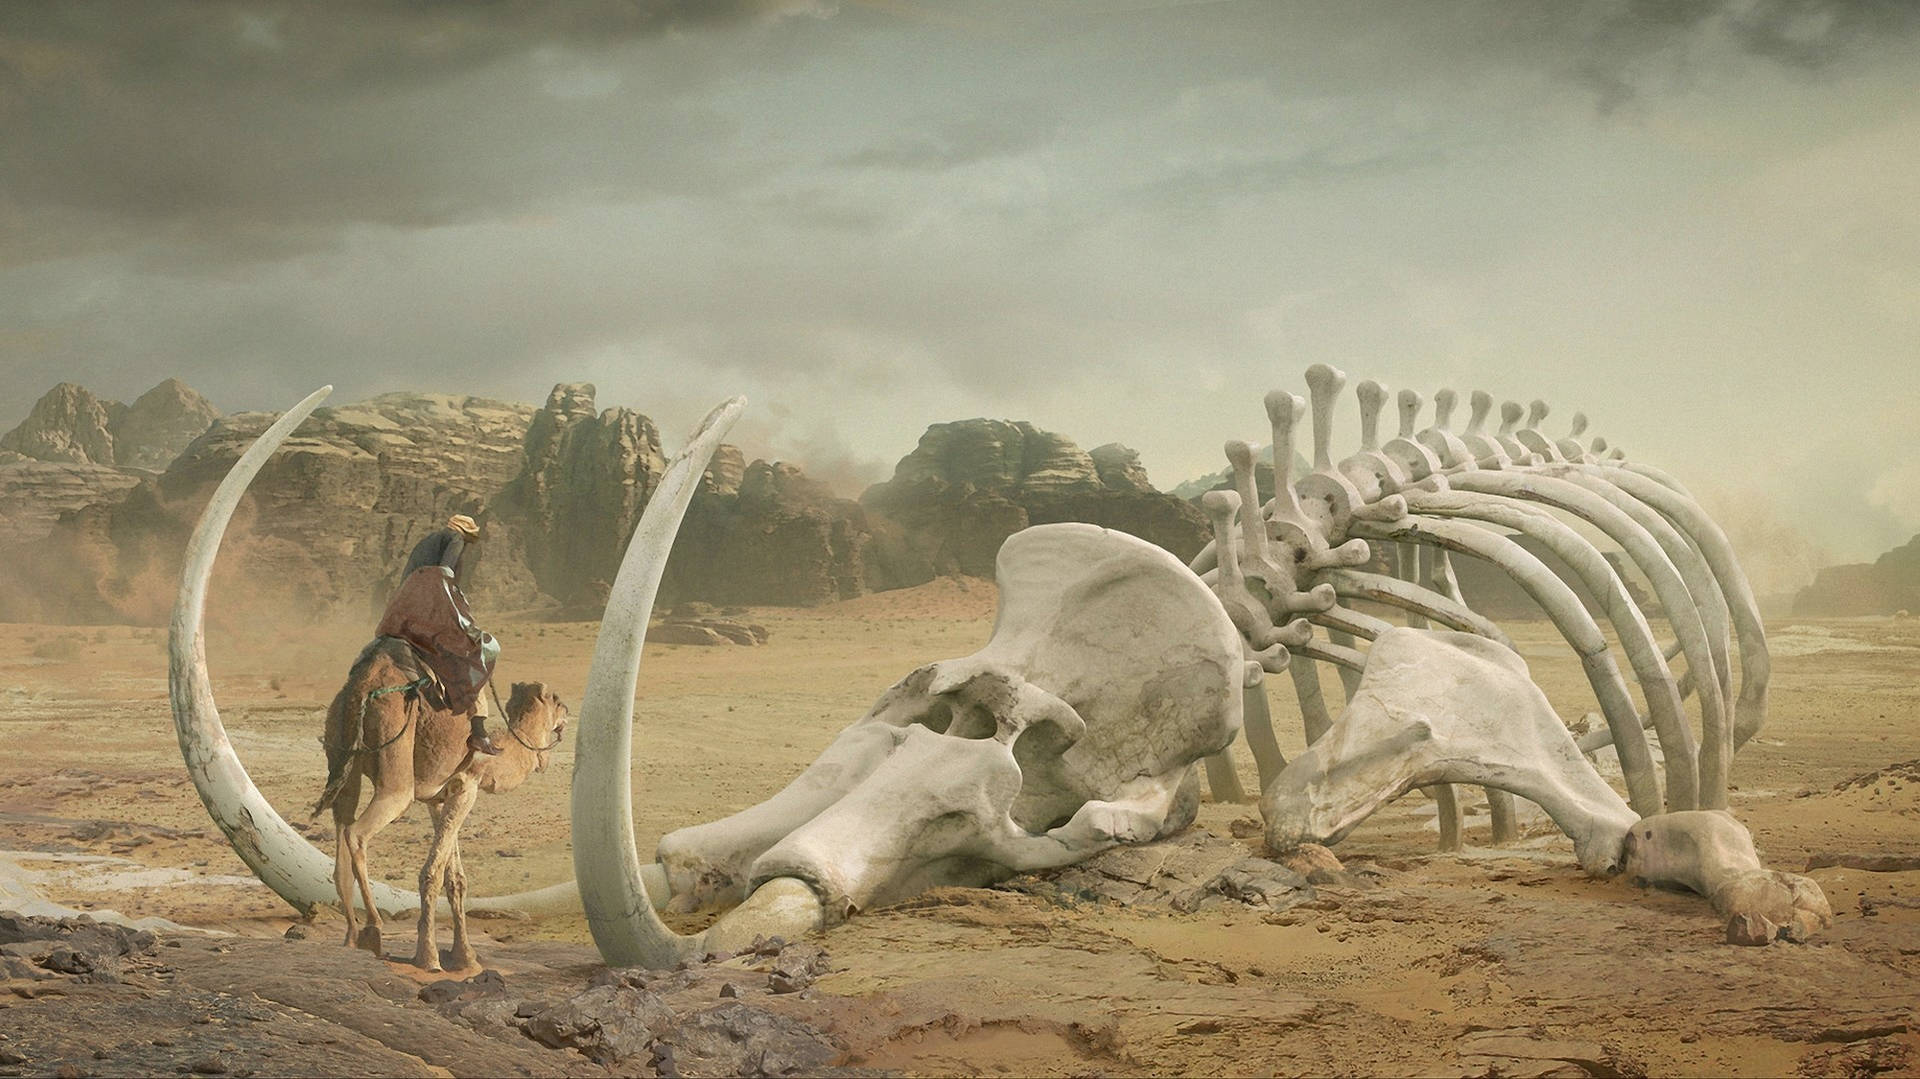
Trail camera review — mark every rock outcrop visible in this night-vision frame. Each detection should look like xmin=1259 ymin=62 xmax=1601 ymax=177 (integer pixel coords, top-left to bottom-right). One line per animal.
xmin=1 ymin=392 xmax=540 ymax=624
xmin=0 ymin=379 xmax=218 ymax=471
xmin=493 ymin=383 xmax=667 ymax=609
xmin=1 ymin=384 xmax=120 ymax=465
xmin=111 ymin=379 xmax=221 ymax=471
xmin=0 ymin=462 xmax=145 ymax=550
xmin=1793 ymin=534 xmax=1920 ymax=616
xmin=861 ymin=419 xmax=1208 ymax=577
xmin=1 ymin=383 xmax=1218 ymax=621
xmin=667 ymin=458 xmax=891 ymax=607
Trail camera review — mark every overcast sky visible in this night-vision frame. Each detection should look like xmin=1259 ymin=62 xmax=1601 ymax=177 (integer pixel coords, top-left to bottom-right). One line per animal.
xmin=2 ymin=0 xmax=1915 ymax=564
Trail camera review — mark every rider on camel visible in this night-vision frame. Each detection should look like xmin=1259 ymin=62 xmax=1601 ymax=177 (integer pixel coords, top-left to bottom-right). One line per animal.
xmin=376 ymin=514 xmax=503 ymax=756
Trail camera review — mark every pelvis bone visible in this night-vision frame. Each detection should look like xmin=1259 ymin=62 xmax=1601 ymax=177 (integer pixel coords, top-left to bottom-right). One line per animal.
xmin=656 ymin=523 xmax=1246 ymax=924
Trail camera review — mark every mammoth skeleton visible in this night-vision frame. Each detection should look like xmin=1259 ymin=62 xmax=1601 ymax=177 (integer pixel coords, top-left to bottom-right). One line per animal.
xmin=168 ymin=371 xmax=1825 ymax=969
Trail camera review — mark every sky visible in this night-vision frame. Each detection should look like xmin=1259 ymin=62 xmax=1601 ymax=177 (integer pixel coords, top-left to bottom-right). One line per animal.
xmin=2 ymin=0 xmax=1916 ymax=566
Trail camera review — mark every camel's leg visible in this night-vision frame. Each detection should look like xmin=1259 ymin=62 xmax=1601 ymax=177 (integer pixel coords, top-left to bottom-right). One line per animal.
xmin=443 ymin=786 xmax=481 ymax=972
xmin=413 ymin=778 xmax=477 ymax=972
xmin=331 ymin=770 xmax=363 ymax=947
xmin=346 ymin=784 xmax=413 ymax=955
xmin=414 ymin=801 xmax=448 ymax=972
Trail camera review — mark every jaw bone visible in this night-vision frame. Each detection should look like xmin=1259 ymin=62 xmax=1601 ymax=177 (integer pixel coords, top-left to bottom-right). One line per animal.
xmin=168 ymin=386 xmax=578 ymax=919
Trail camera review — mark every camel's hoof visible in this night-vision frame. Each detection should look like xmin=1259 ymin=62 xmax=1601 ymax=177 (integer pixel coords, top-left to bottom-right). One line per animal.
xmin=355 ymin=926 xmax=383 ymax=955
xmin=412 ymin=952 xmax=442 ymax=974
xmin=448 ymin=950 xmax=480 ymax=973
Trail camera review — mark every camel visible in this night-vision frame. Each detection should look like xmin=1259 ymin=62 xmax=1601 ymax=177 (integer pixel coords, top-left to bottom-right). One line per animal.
xmin=311 ymin=636 xmax=568 ymax=972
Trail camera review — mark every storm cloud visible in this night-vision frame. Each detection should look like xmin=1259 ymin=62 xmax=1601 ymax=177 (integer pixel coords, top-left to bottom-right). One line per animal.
xmin=2 ymin=0 xmax=1916 ymax=565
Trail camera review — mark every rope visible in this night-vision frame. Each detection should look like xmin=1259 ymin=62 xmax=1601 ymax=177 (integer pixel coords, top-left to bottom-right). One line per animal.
xmin=328 ymin=675 xmax=430 ymax=758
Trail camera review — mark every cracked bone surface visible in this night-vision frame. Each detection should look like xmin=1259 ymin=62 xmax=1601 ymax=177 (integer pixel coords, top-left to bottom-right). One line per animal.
xmin=655 ymin=523 xmax=1243 ymax=928
xmin=167 ymin=386 xmax=578 ymax=919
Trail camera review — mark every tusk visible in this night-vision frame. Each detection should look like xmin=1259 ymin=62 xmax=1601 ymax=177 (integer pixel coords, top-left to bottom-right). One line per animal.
xmin=169 ymin=386 xmax=586 ymax=920
xmin=702 ymin=877 xmax=828 ymax=956
xmin=571 ymin=396 xmax=767 ymax=969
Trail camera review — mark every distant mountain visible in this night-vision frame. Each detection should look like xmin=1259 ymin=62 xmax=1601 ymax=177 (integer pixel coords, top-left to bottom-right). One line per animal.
xmin=1 ymin=378 xmax=218 ymax=471
xmin=0 ymin=381 xmax=1212 ymax=624
xmin=862 ymin=418 xmax=1208 ymax=579
xmin=1170 ymin=444 xmax=1316 ymax=503
xmin=1793 ymin=534 xmax=1920 ymax=616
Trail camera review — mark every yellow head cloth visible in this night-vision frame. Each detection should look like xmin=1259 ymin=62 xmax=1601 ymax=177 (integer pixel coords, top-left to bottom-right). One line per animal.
xmin=447 ymin=514 xmax=480 ymax=541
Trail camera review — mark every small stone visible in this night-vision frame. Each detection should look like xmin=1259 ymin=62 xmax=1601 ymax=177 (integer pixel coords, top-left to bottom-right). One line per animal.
xmin=40 ymin=948 xmax=93 ymax=975
xmin=281 ymin=925 xmax=307 ymax=941
xmin=189 ymin=1053 xmax=227 ymax=1075
xmin=1726 ymin=912 xmax=1775 ymax=946
xmin=1178 ymin=1018 xmax=1225 ymax=1035
xmin=719 ymin=982 xmax=738 ymax=998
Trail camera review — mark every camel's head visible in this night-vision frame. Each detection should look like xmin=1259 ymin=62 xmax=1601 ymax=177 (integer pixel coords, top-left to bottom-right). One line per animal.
xmin=506 ymin=680 xmax=568 ymax=773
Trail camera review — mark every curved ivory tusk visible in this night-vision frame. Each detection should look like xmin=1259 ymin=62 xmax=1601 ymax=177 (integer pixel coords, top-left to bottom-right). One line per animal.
xmin=570 ymin=397 xmax=827 ymax=969
xmin=169 ymin=387 xmax=579 ymax=919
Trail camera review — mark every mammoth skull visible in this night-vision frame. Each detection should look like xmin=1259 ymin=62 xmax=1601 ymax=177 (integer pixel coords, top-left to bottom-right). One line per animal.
xmin=655 ymin=523 xmax=1246 ymax=923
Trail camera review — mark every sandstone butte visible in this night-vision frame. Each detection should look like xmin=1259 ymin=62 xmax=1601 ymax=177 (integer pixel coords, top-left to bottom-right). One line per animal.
xmin=0 ymin=380 xmax=1208 ymax=623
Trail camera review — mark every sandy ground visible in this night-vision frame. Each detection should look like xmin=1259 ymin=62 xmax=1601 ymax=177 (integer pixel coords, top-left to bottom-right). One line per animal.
xmin=0 ymin=584 xmax=1917 ymax=1076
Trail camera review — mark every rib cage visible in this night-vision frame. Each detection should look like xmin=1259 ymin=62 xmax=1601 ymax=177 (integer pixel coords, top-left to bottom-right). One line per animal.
xmin=1192 ymin=364 xmax=1768 ymax=841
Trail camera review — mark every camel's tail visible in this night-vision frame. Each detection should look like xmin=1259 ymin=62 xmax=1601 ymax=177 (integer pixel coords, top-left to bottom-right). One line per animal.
xmin=310 ymin=678 xmax=358 ymax=819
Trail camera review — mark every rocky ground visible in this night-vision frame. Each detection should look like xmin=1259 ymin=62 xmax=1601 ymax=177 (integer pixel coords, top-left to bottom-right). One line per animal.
xmin=0 ymin=594 xmax=1916 ymax=1076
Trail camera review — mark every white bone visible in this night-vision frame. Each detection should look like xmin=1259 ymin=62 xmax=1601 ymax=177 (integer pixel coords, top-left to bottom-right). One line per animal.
xmin=656 ymin=524 xmax=1244 ymax=925
xmin=167 ymin=387 xmax=579 ymax=920
xmin=1262 ymin=629 xmax=1830 ymax=944
xmin=1262 ymin=629 xmax=1638 ymax=874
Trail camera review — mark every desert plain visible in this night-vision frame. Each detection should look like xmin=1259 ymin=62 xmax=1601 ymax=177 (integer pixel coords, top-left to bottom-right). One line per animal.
xmin=0 ymin=580 xmax=1916 ymax=1077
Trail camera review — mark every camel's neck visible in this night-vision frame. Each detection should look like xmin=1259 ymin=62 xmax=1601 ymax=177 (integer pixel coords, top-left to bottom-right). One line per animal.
xmin=472 ymin=728 xmax=543 ymax=792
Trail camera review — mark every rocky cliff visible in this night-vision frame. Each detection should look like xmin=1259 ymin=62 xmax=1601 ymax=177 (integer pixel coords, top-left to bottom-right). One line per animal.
xmin=666 ymin=459 xmax=887 ymax=607
xmin=2 ymin=383 xmax=1215 ymax=622
xmin=1 ymin=379 xmax=218 ymax=471
xmin=492 ymin=383 xmax=667 ymax=609
xmin=0 ymin=380 xmax=220 ymax=610
xmin=861 ymin=419 xmax=1208 ymax=577
xmin=0 ymin=392 xmax=541 ymax=624
xmin=1793 ymin=534 xmax=1920 ymax=616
